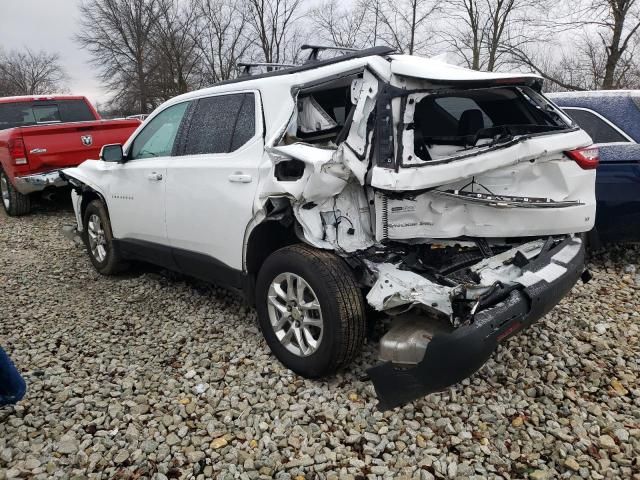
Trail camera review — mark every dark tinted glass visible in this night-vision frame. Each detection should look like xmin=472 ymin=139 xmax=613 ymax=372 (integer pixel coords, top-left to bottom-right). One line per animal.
xmin=0 ymin=99 xmax=95 ymax=130
xmin=58 ymin=100 xmax=95 ymax=122
xmin=183 ymin=93 xmax=255 ymax=155
xmin=563 ymin=108 xmax=628 ymax=143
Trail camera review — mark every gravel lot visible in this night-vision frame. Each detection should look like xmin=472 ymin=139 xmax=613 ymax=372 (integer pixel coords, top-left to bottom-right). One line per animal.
xmin=0 ymin=197 xmax=639 ymax=480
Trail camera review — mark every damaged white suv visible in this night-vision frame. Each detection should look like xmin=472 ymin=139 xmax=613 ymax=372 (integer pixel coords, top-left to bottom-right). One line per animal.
xmin=63 ymin=46 xmax=597 ymax=409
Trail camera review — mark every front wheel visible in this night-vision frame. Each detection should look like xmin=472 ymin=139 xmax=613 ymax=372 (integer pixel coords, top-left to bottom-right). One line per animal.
xmin=82 ymin=199 xmax=128 ymax=275
xmin=0 ymin=169 xmax=31 ymax=216
xmin=256 ymin=244 xmax=366 ymax=378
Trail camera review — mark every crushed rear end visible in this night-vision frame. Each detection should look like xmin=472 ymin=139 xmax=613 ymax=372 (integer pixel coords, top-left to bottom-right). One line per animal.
xmin=257 ymin=54 xmax=596 ymax=408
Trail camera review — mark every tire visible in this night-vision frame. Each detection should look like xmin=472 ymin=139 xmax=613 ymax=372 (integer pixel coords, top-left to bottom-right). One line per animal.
xmin=82 ymin=199 xmax=128 ymax=275
xmin=0 ymin=168 xmax=31 ymax=216
xmin=256 ymin=244 xmax=366 ymax=378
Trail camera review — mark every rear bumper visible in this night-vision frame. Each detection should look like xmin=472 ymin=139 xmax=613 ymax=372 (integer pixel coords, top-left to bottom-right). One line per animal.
xmin=14 ymin=170 xmax=67 ymax=195
xmin=367 ymin=236 xmax=586 ymax=410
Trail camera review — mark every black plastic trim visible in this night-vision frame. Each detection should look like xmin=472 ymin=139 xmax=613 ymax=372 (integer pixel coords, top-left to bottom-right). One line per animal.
xmin=114 ymin=239 xmax=245 ymax=291
xmin=367 ymin=237 xmax=586 ymax=411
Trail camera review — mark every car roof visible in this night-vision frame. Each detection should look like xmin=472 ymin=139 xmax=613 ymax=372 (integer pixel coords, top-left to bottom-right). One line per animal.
xmin=153 ymin=51 xmax=544 ymax=144
xmin=548 ymin=90 xmax=640 ymax=142
xmin=0 ymin=95 xmax=87 ymax=104
xmin=547 ymin=90 xmax=640 ymax=99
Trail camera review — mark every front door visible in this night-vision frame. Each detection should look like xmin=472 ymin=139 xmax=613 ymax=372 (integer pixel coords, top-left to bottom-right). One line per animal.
xmin=165 ymin=91 xmax=263 ymax=284
xmin=107 ymin=101 xmax=190 ymax=263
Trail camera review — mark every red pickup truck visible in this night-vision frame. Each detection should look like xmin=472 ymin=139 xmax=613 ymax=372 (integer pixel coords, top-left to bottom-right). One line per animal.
xmin=0 ymin=95 xmax=140 ymax=216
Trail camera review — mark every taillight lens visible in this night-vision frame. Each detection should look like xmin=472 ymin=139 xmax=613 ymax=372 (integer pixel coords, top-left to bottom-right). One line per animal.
xmin=565 ymin=146 xmax=599 ymax=170
xmin=8 ymin=138 xmax=27 ymax=165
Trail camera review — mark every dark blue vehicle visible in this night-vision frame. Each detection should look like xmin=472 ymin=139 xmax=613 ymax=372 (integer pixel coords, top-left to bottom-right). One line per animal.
xmin=548 ymin=91 xmax=640 ymax=243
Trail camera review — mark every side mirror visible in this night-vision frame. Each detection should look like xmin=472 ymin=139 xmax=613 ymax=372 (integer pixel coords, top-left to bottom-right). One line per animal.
xmin=100 ymin=144 xmax=124 ymax=163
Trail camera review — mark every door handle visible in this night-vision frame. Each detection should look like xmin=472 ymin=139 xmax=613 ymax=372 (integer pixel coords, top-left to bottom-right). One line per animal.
xmin=147 ymin=172 xmax=163 ymax=181
xmin=228 ymin=172 xmax=252 ymax=183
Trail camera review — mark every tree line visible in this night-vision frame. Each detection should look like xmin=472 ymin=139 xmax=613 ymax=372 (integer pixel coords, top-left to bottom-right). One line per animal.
xmin=3 ymin=0 xmax=640 ymax=115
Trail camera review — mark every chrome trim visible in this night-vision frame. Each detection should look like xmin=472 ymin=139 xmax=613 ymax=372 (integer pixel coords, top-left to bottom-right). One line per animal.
xmin=13 ymin=170 xmax=67 ymax=195
xmin=433 ymin=190 xmax=584 ymax=208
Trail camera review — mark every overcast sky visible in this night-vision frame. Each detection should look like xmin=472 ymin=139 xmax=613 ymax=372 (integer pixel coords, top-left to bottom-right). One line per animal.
xmin=1 ymin=0 xmax=107 ymax=106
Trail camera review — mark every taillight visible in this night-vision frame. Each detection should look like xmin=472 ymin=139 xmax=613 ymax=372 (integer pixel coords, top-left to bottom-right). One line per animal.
xmin=8 ymin=138 xmax=27 ymax=165
xmin=565 ymin=146 xmax=599 ymax=170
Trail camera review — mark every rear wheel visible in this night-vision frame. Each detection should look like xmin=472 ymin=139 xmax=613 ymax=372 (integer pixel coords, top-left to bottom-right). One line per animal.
xmin=0 ymin=169 xmax=31 ymax=216
xmin=83 ymin=199 xmax=128 ymax=275
xmin=256 ymin=244 xmax=366 ymax=378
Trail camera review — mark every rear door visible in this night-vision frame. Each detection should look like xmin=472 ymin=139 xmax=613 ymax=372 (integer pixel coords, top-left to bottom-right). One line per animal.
xmin=165 ymin=91 xmax=264 ymax=283
xmin=105 ymin=101 xmax=190 ymax=260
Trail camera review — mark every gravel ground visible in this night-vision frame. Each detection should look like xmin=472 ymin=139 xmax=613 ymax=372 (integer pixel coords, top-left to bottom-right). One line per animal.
xmin=0 ymin=197 xmax=639 ymax=480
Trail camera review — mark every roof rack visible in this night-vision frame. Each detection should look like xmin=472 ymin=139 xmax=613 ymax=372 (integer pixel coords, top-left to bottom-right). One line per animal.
xmin=237 ymin=62 xmax=296 ymax=76
xmin=300 ymin=44 xmax=360 ymax=63
xmin=220 ymin=45 xmax=395 ymax=87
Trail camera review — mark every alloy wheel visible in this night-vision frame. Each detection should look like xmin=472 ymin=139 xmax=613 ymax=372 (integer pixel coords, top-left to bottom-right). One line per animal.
xmin=87 ymin=214 xmax=107 ymax=262
xmin=267 ymin=272 xmax=324 ymax=357
xmin=0 ymin=173 xmax=10 ymax=210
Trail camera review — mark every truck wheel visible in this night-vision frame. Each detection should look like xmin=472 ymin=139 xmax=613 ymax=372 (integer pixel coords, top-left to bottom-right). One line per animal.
xmin=256 ymin=244 xmax=366 ymax=378
xmin=83 ymin=199 xmax=127 ymax=275
xmin=0 ymin=169 xmax=31 ymax=216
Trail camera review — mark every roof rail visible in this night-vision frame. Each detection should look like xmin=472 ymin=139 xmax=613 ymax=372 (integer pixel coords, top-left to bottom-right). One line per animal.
xmin=300 ymin=44 xmax=360 ymax=63
xmin=237 ymin=62 xmax=296 ymax=76
xmin=222 ymin=46 xmax=395 ymax=86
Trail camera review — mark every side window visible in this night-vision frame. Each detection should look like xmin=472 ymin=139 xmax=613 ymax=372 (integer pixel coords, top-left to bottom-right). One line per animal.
xmin=182 ymin=93 xmax=256 ymax=156
xmin=563 ymin=108 xmax=629 ymax=143
xmin=130 ymin=102 xmax=189 ymax=160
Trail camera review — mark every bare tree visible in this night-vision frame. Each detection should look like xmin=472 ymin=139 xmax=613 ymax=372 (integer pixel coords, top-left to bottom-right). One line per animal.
xmin=309 ymin=0 xmax=377 ymax=49
xmin=0 ymin=48 xmax=68 ymax=96
xmin=247 ymin=0 xmax=305 ymax=63
xmin=376 ymin=0 xmax=442 ymax=55
xmin=509 ymin=0 xmax=640 ymax=90
xmin=444 ymin=0 xmax=546 ymax=71
xmin=196 ymin=0 xmax=254 ymax=83
xmin=76 ymin=0 xmax=163 ymax=114
xmin=152 ymin=0 xmax=202 ymax=100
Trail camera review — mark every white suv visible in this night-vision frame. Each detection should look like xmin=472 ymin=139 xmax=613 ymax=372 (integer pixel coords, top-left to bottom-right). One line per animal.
xmin=64 ymin=46 xmax=596 ymax=409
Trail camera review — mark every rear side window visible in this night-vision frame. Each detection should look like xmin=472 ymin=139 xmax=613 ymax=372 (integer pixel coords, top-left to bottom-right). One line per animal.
xmin=563 ymin=108 xmax=628 ymax=144
xmin=0 ymin=99 xmax=96 ymax=130
xmin=182 ymin=93 xmax=256 ymax=156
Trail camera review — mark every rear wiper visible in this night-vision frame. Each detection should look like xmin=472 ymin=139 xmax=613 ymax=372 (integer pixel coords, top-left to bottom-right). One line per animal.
xmin=468 ymin=124 xmax=568 ymax=148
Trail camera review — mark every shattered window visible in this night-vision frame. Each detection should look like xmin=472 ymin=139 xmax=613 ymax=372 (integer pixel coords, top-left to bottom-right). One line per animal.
xmin=562 ymin=108 xmax=628 ymax=144
xmin=411 ymin=87 xmax=569 ymax=162
xmin=183 ymin=93 xmax=255 ymax=156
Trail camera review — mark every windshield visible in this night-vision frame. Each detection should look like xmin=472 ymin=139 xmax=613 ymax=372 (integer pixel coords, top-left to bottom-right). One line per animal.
xmin=408 ymin=86 xmax=572 ymax=163
xmin=0 ymin=99 xmax=95 ymax=130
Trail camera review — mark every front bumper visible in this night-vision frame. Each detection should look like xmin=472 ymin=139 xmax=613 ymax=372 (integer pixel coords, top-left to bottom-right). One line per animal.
xmin=14 ymin=170 xmax=67 ymax=195
xmin=367 ymin=236 xmax=586 ymax=410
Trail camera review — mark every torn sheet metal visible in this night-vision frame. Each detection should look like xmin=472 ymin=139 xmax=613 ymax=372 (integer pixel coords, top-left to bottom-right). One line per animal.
xmin=374 ymin=159 xmax=596 ymax=240
xmin=371 ymin=128 xmax=593 ymax=191
xmin=266 ymin=144 xmax=350 ymax=203
xmin=295 ymin=182 xmax=374 ymax=252
xmin=366 ymin=261 xmax=454 ymax=316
